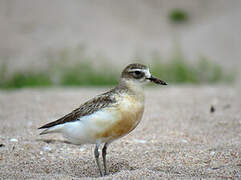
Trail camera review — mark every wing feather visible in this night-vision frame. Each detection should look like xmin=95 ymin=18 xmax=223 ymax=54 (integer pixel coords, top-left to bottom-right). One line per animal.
xmin=38 ymin=92 xmax=116 ymax=129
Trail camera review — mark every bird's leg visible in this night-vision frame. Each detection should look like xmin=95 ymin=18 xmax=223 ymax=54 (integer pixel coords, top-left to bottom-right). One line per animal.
xmin=94 ymin=144 xmax=103 ymax=176
xmin=102 ymin=142 xmax=109 ymax=175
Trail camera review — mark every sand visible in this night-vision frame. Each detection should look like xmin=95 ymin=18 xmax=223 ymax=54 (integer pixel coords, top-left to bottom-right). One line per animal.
xmin=0 ymin=86 xmax=240 ymax=179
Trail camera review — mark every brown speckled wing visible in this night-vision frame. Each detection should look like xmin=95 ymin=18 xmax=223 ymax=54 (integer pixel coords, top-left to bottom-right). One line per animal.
xmin=38 ymin=92 xmax=117 ymax=129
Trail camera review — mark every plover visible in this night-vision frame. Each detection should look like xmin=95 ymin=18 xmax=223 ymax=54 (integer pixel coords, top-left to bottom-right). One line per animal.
xmin=39 ymin=63 xmax=167 ymax=176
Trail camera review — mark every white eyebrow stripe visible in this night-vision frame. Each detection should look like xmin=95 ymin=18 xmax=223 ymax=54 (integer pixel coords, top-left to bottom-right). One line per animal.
xmin=127 ymin=68 xmax=151 ymax=78
xmin=128 ymin=69 xmax=144 ymax=72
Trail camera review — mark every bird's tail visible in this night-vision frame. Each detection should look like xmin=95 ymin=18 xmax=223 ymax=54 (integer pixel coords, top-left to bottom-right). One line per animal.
xmin=39 ymin=128 xmax=51 ymax=135
xmin=39 ymin=125 xmax=63 ymax=135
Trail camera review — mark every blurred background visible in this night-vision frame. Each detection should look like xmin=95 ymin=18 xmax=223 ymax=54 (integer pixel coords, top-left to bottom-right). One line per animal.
xmin=0 ymin=0 xmax=240 ymax=88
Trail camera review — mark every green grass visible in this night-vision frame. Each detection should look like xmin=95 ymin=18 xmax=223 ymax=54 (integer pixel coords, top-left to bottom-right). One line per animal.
xmin=168 ymin=9 xmax=189 ymax=24
xmin=0 ymin=62 xmax=118 ymax=89
xmin=0 ymin=50 xmax=236 ymax=89
xmin=150 ymin=55 xmax=235 ymax=84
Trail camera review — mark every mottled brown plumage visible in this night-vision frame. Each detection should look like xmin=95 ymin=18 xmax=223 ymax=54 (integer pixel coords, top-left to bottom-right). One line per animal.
xmin=38 ymin=87 xmax=128 ymax=129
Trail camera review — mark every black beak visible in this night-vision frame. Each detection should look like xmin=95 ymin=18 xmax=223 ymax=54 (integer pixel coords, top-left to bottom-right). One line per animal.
xmin=147 ymin=76 xmax=168 ymax=85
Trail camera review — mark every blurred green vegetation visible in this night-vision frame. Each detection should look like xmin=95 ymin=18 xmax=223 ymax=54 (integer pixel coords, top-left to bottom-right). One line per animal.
xmin=168 ymin=9 xmax=189 ymax=23
xmin=0 ymin=48 xmax=236 ymax=89
xmin=150 ymin=53 xmax=235 ymax=84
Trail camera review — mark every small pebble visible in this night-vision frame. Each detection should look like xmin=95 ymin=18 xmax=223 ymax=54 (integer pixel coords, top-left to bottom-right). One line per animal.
xmin=210 ymin=105 xmax=215 ymax=113
xmin=210 ymin=151 xmax=216 ymax=156
xmin=40 ymin=151 xmax=43 ymax=155
xmin=133 ymin=139 xmax=147 ymax=144
xmin=181 ymin=139 xmax=188 ymax=143
xmin=10 ymin=138 xmax=18 ymax=142
xmin=43 ymin=146 xmax=52 ymax=152
xmin=79 ymin=147 xmax=86 ymax=152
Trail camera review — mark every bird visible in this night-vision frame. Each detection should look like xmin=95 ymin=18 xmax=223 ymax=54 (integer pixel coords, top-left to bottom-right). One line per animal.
xmin=38 ymin=63 xmax=167 ymax=176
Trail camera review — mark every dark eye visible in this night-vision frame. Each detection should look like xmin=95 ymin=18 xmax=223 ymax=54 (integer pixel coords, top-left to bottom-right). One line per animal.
xmin=134 ymin=71 xmax=141 ymax=75
xmin=132 ymin=71 xmax=144 ymax=79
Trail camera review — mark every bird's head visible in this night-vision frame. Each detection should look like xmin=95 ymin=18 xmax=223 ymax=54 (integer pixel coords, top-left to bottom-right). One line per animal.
xmin=121 ymin=63 xmax=167 ymax=86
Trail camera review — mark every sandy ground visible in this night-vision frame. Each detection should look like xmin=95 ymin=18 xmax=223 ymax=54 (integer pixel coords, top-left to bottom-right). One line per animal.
xmin=0 ymin=86 xmax=240 ymax=179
